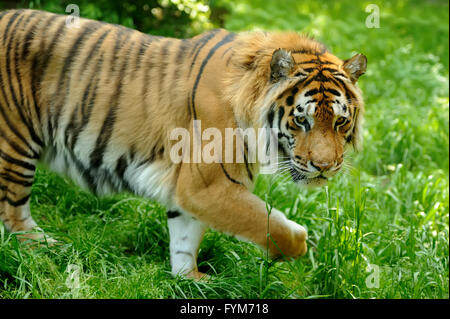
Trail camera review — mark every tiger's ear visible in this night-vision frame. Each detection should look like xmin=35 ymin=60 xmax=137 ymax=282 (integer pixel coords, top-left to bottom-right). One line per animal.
xmin=343 ymin=53 xmax=367 ymax=83
xmin=270 ymin=49 xmax=294 ymax=82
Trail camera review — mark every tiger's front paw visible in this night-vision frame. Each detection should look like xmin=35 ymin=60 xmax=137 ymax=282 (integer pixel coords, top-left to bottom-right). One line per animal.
xmin=286 ymin=220 xmax=308 ymax=257
xmin=269 ymin=220 xmax=307 ymax=259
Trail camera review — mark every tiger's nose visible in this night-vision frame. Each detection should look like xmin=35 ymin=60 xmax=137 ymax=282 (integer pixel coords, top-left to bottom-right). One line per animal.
xmin=310 ymin=161 xmax=333 ymax=172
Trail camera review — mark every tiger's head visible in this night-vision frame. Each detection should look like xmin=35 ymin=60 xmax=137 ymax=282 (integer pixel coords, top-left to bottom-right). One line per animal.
xmin=225 ymin=32 xmax=366 ymax=187
xmin=267 ymin=48 xmax=367 ymax=187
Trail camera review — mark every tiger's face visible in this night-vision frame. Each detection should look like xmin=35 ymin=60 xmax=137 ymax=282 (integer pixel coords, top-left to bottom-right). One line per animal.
xmin=268 ymin=49 xmax=367 ymax=187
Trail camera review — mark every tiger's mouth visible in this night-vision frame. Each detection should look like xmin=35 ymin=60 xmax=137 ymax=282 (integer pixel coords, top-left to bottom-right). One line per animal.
xmin=289 ymin=166 xmax=329 ymax=187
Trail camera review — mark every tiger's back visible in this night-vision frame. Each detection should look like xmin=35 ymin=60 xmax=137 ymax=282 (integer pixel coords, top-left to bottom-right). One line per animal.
xmin=0 ymin=9 xmax=225 ymax=202
xmin=0 ymin=9 xmax=233 ymax=238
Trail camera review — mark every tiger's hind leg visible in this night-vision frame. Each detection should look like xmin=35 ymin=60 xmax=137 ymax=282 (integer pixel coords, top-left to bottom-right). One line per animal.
xmin=167 ymin=210 xmax=208 ymax=280
xmin=0 ymin=144 xmax=55 ymax=245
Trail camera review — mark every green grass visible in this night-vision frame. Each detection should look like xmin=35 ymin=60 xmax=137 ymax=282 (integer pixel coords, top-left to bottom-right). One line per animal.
xmin=0 ymin=0 xmax=449 ymax=298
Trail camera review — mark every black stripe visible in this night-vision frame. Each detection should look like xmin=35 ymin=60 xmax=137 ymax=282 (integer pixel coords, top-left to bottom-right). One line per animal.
xmin=191 ymin=32 xmax=236 ymax=121
xmin=305 ymin=99 xmax=316 ymax=105
xmin=220 ymin=45 xmax=233 ymax=58
xmin=303 ymin=67 xmax=317 ymax=73
xmin=0 ymin=184 xmax=16 ymax=196
xmin=157 ymin=40 xmax=173 ymax=104
xmin=0 ymin=173 xmax=33 ymax=187
xmin=33 ymin=17 xmax=66 ymax=127
xmin=52 ymin=22 xmax=99 ymax=133
xmin=278 ymin=106 xmax=285 ymax=129
xmin=21 ymin=11 xmax=44 ymax=59
xmin=301 ymin=119 xmax=311 ymax=132
xmin=167 ymin=210 xmax=181 ymax=219
xmin=129 ymin=145 xmax=136 ymax=162
xmin=139 ymin=35 xmax=162 ymax=108
xmin=311 ymin=71 xmax=331 ymax=83
xmin=188 ymin=29 xmax=220 ymax=77
xmin=1 ymin=10 xmax=22 ymax=46
xmin=267 ymin=105 xmax=275 ymax=128
xmin=172 ymin=39 xmax=190 ymax=85
xmin=3 ymin=13 xmax=43 ymax=147
xmin=325 ymin=88 xmax=341 ymax=96
xmin=0 ymin=126 xmax=38 ymax=159
xmin=0 ymin=64 xmax=13 ymax=111
xmin=78 ymin=28 xmax=111 ymax=74
xmin=71 ymin=53 xmax=105 ymax=150
xmin=189 ymin=29 xmax=220 ymax=57
xmin=290 ymin=49 xmax=316 ymax=55
xmin=189 ymin=32 xmax=237 ymax=188
xmin=3 ymin=193 xmax=31 ymax=207
xmin=225 ymin=52 xmax=234 ymax=66
xmin=286 ymin=120 xmax=297 ymax=131
xmin=11 ymin=14 xmax=28 ymax=111
xmin=15 ymin=10 xmax=39 ymax=53
xmin=186 ymin=96 xmax=192 ymax=119
xmin=347 ymin=108 xmax=359 ymax=144
xmin=175 ymin=38 xmax=190 ymax=61
xmin=90 ymin=42 xmax=134 ymax=168
xmin=109 ymin=28 xmax=128 ymax=75
xmin=0 ymin=150 xmax=35 ymax=171
xmin=64 ymin=103 xmax=80 ymax=146
xmin=134 ymin=36 xmax=153 ymax=72
xmin=137 ymin=143 xmax=164 ymax=166
xmin=327 ymin=75 xmax=345 ymax=89
xmin=304 ymin=88 xmax=320 ymax=97
xmin=219 ymin=163 xmax=243 ymax=185
xmin=115 ymin=155 xmax=128 ymax=180
xmin=14 ymin=11 xmax=40 ymax=124
xmin=89 ymin=109 xmax=114 ymax=169
xmin=342 ymin=85 xmax=356 ymax=105
xmin=0 ymin=102 xmax=39 ymax=157
xmin=292 ymin=44 xmax=327 ymax=55
xmin=141 ymin=49 xmax=154 ymax=114
xmin=66 ymin=148 xmax=96 ymax=193
xmin=297 ymin=76 xmax=315 ymax=90
xmin=37 ymin=17 xmax=67 ymax=81
xmin=322 ymin=68 xmax=348 ymax=77
xmin=3 ymin=168 xmax=34 ymax=179
xmin=286 ymin=95 xmax=294 ymax=106
xmin=296 ymin=60 xmax=337 ymax=66
xmin=243 ymin=140 xmax=253 ymax=181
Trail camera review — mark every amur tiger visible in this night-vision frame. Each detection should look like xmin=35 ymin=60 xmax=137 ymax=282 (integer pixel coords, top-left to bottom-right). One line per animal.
xmin=0 ymin=9 xmax=366 ymax=280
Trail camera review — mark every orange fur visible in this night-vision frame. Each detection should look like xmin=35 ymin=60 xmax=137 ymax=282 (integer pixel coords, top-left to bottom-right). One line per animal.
xmin=0 ymin=10 xmax=366 ymax=276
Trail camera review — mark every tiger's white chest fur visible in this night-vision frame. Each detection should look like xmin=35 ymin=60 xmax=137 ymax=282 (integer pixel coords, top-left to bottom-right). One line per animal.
xmin=40 ymin=139 xmax=176 ymax=206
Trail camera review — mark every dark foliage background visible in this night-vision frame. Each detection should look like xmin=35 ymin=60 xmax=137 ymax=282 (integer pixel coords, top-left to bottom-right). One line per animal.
xmin=0 ymin=0 xmax=230 ymax=37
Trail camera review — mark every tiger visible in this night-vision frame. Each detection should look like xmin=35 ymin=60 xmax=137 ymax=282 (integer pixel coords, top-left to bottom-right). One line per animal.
xmin=0 ymin=9 xmax=366 ymax=280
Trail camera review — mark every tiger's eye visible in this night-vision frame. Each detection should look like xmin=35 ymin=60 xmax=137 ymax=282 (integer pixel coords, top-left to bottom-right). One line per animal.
xmin=294 ymin=116 xmax=307 ymax=128
xmin=335 ymin=116 xmax=346 ymax=125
